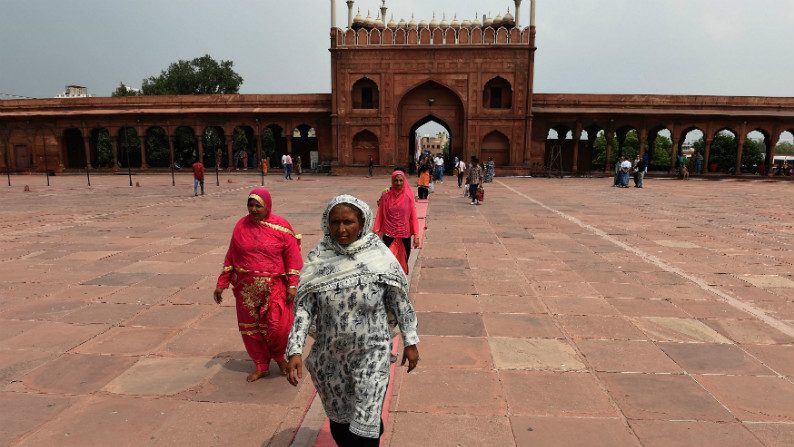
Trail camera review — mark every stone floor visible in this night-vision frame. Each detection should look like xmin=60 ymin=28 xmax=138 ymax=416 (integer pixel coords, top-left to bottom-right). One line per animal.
xmin=1 ymin=172 xmax=794 ymax=446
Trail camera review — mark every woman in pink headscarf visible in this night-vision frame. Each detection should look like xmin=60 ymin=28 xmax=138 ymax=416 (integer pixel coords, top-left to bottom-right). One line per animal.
xmin=214 ymin=187 xmax=303 ymax=382
xmin=373 ymin=170 xmax=420 ymax=273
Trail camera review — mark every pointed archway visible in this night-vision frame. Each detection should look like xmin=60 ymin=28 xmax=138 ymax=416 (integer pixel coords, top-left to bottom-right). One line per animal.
xmin=398 ymin=80 xmax=464 ymax=172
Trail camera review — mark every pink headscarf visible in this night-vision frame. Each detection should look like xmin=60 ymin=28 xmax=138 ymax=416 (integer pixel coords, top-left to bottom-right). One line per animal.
xmin=373 ymin=171 xmax=418 ymax=238
xmin=248 ymin=187 xmax=273 ymax=219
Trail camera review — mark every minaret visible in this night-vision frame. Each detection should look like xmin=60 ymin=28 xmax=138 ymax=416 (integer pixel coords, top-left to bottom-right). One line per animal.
xmin=530 ymin=0 xmax=536 ymax=27
xmin=380 ymin=0 xmax=388 ymax=26
xmin=346 ymin=0 xmax=355 ymax=28
xmin=514 ymin=0 xmax=522 ymax=27
xmin=331 ymin=0 xmax=337 ymax=28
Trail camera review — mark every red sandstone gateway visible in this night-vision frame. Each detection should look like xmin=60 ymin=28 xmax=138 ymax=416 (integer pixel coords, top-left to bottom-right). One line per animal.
xmin=1 ymin=0 xmax=793 ymax=177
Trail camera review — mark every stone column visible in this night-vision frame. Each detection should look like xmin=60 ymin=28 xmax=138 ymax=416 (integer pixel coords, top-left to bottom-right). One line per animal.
xmin=167 ymin=130 xmax=175 ymax=169
xmin=197 ymin=136 xmax=204 ymax=164
xmin=670 ymin=138 xmax=679 ymax=173
xmin=735 ymin=133 xmax=746 ymax=175
xmin=703 ymin=138 xmax=713 ymax=173
xmin=768 ymin=136 xmax=779 ymax=175
xmin=83 ymin=135 xmax=92 ymax=169
xmin=571 ymin=121 xmax=581 ymax=174
xmin=604 ymin=129 xmax=613 ymax=173
xmin=110 ymin=137 xmax=119 ymax=172
xmin=138 ymin=126 xmax=148 ymax=170
xmin=331 ymin=0 xmax=337 ymax=28
xmin=638 ymin=128 xmax=648 ymax=158
xmin=226 ymin=139 xmax=234 ymax=170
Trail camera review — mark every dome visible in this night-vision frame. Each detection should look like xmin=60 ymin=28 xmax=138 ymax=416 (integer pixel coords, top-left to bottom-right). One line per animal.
xmin=493 ymin=13 xmax=503 ymax=28
xmin=473 ymin=16 xmax=482 ymax=27
xmin=365 ymin=10 xmax=375 ymax=27
xmin=398 ymin=17 xmax=407 ymax=28
xmin=408 ymin=15 xmax=417 ymax=28
xmin=451 ymin=15 xmax=460 ymax=29
xmin=503 ymin=9 xmax=515 ymax=26
xmin=440 ymin=13 xmax=449 ymax=28
xmin=461 ymin=18 xmax=471 ymax=27
xmin=388 ymin=15 xmax=397 ymax=28
xmin=418 ymin=18 xmax=429 ymax=28
xmin=484 ymin=15 xmax=494 ymax=28
xmin=353 ymin=8 xmax=364 ymax=26
xmin=375 ymin=12 xmax=386 ymax=29
xmin=430 ymin=13 xmax=440 ymax=28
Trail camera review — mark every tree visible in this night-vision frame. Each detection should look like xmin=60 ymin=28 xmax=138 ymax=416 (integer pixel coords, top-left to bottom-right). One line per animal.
xmin=776 ymin=141 xmax=794 ymax=155
xmin=742 ymin=139 xmax=765 ymax=172
xmin=111 ymin=82 xmax=141 ymax=97
xmin=650 ymin=136 xmax=672 ymax=170
xmin=141 ymin=55 xmax=243 ymax=95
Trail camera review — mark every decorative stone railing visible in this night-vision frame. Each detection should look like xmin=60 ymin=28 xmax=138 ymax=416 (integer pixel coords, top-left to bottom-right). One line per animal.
xmin=332 ymin=26 xmax=531 ymax=47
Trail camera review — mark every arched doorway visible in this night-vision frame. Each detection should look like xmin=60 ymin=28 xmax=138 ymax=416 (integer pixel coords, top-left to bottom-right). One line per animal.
xmin=352 ymin=130 xmax=379 ymax=164
xmin=410 ymin=117 xmax=451 ymax=174
xmin=291 ymin=124 xmax=317 ymax=169
xmin=481 ymin=131 xmax=510 ymax=166
xmin=398 ymin=80 xmax=464 ymax=173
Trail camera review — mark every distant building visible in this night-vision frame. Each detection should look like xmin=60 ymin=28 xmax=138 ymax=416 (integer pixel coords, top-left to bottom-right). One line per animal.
xmin=56 ymin=85 xmax=92 ymax=98
xmin=420 ymin=132 xmax=449 ymax=153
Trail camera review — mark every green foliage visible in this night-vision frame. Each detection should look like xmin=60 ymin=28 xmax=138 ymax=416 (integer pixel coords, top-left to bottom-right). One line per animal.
xmin=650 ymin=135 xmax=672 ymax=170
xmin=141 ymin=55 xmax=243 ymax=95
xmin=708 ymin=133 xmax=738 ymax=173
xmin=96 ymin=130 xmax=113 ymax=167
xmin=111 ymin=82 xmax=141 ymax=97
xmin=591 ymin=132 xmax=619 ymax=168
xmin=119 ymin=127 xmax=141 ymax=168
xmin=233 ymin=128 xmax=249 ymax=155
xmin=776 ymin=141 xmax=794 ymax=155
xmin=175 ymin=127 xmax=198 ymax=167
xmin=742 ymin=139 xmax=766 ymax=169
xmin=145 ymin=127 xmax=170 ymax=167
xmin=262 ymin=128 xmax=275 ymax=157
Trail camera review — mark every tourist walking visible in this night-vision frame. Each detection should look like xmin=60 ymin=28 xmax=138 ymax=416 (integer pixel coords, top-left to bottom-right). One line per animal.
xmin=295 ymin=155 xmax=302 ymax=180
xmin=192 ymin=159 xmax=205 ymax=196
xmin=619 ymin=156 xmax=631 ymax=187
xmin=286 ymin=195 xmax=419 ymax=447
xmin=613 ymin=156 xmax=623 ymax=187
xmin=632 ymin=155 xmax=645 ymax=188
xmin=467 ymin=156 xmax=483 ymax=205
xmin=433 ymin=153 xmax=444 ymax=182
xmin=284 ymin=153 xmax=293 ymax=180
xmin=417 ymin=165 xmax=431 ymax=200
xmin=368 ymin=155 xmax=374 ymax=177
xmin=694 ymin=152 xmax=704 ymax=175
xmin=374 ymin=170 xmax=420 ymax=274
xmin=214 ymin=187 xmax=303 ymax=382
xmin=457 ymin=158 xmax=466 ymax=188
xmin=484 ymin=157 xmax=495 ymax=183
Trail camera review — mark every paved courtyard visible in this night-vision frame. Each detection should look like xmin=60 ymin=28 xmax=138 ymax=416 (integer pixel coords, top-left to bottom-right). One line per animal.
xmin=1 ymin=172 xmax=793 ymax=446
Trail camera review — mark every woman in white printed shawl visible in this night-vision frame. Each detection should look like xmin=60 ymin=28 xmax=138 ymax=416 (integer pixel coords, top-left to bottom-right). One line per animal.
xmin=286 ymin=195 xmax=419 ymax=446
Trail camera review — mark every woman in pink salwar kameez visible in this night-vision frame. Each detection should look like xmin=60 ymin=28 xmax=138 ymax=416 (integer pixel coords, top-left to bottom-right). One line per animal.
xmin=214 ymin=187 xmax=303 ymax=382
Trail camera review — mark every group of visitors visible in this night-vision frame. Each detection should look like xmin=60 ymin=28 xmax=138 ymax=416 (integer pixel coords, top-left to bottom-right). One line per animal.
xmin=214 ymin=172 xmax=421 ymax=446
xmin=280 ymin=153 xmax=302 ymax=180
xmin=613 ymin=155 xmax=646 ymax=188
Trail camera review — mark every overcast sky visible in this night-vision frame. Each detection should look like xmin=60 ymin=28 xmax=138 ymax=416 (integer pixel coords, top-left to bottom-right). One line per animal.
xmin=2 ymin=0 xmax=794 ymax=99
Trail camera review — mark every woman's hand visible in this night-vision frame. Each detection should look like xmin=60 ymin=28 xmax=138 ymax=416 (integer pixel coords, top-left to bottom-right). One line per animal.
xmin=401 ymin=345 xmax=419 ymax=373
xmin=286 ymin=355 xmax=303 ymax=386
xmin=286 ymin=287 xmax=297 ymax=303
xmin=413 ymin=237 xmax=421 ymax=249
xmin=213 ymin=288 xmax=224 ymax=304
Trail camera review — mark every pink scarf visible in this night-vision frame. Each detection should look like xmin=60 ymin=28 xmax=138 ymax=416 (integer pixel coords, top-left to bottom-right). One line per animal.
xmin=373 ymin=171 xmax=418 ymax=238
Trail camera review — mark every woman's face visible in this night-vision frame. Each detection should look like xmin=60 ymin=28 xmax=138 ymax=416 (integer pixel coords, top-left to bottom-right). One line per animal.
xmin=392 ymin=174 xmax=404 ymax=191
xmin=247 ymin=199 xmax=266 ymax=222
xmin=329 ymin=204 xmax=363 ymax=246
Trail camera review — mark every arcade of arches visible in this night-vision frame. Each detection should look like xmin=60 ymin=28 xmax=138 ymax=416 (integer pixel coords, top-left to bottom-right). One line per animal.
xmin=2 ymin=25 xmax=794 ymax=175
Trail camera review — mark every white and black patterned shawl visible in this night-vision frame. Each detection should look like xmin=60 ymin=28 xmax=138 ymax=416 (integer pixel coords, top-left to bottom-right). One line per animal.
xmin=297 ymin=195 xmax=408 ymax=299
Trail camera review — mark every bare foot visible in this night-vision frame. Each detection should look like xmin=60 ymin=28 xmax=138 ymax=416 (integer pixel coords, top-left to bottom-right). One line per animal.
xmin=246 ymin=369 xmax=269 ymax=382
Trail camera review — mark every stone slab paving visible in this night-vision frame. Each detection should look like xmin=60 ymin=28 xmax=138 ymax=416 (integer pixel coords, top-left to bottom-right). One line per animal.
xmin=384 ymin=176 xmax=794 ymax=446
xmin=2 ymin=173 xmax=794 ymax=446
xmin=0 ymin=173 xmax=386 ymax=447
